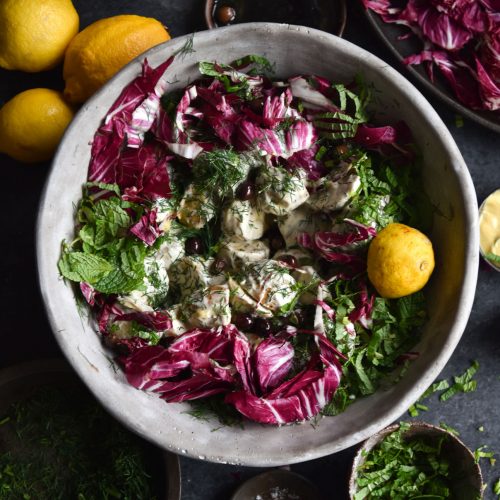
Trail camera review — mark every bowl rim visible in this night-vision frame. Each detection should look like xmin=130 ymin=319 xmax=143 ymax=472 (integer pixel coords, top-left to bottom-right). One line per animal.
xmin=36 ymin=22 xmax=479 ymax=466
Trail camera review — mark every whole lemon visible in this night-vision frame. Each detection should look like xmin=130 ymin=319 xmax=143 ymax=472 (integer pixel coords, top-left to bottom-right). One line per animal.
xmin=367 ymin=223 xmax=435 ymax=299
xmin=63 ymin=15 xmax=170 ymax=104
xmin=0 ymin=0 xmax=79 ymax=72
xmin=0 ymin=89 xmax=74 ymax=163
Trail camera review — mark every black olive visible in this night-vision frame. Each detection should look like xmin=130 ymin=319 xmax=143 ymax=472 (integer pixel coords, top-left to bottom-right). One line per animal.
xmin=270 ymin=235 xmax=285 ymax=251
xmin=249 ymin=97 xmax=264 ymax=112
xmin=185 ymin=236 xmax=204 ymax=255
xmin=216 ymin=5 xmax=236 ymax=25
xmin=254 ymin=317 xmax=272 ymax=336
xmin=236 ymin=180 xmax=255 ymax=201
xmin=233 ymin=313 xmax=254 ymax=331
xmin=211 ymin=257 xmax=227 ymax=274
xmin=277 ymin=254 xmax=298 ymax=268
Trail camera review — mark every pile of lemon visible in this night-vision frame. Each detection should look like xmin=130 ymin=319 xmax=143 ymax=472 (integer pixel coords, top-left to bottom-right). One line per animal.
xmin=0 ymin=0 xmax=170 ymax=163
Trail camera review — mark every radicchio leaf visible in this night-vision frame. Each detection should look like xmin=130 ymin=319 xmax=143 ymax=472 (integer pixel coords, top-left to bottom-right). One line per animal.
xmin=253 ymin=337 xmax=295 ymax=393
xmin=225 ymin=333 xmax=342 ymax=424
xmin=88 ymin=57 xmax=174 ymax=183
xmin=129 ymin=208 xmax=161 ymax=246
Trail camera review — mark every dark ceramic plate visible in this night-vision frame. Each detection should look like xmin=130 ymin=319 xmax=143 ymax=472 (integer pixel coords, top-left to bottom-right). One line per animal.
xmin=205 ymin=0 xmax=347 ymax=37
xmin=364 ymin=8 xmax=500 ymax=133
xmin=0 ymin=359 xmax=181 ymax=500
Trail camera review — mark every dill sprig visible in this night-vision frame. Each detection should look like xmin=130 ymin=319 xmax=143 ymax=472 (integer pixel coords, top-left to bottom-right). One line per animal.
xmin=0 ymin=385 xmax=160 ymax=499
xmin=191 ymin=148 xmax=248 ymax=199
xmin=186 ymin=394 xmax=243 ymax=428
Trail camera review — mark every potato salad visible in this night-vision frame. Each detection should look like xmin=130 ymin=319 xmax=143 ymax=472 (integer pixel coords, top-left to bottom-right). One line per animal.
xmin=59 ymin=54 xmax=431 ymax=425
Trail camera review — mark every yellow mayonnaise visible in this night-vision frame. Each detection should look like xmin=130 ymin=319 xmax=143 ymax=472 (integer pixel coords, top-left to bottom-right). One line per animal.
xmin=479 ymin=189 xmax=500 ymax=267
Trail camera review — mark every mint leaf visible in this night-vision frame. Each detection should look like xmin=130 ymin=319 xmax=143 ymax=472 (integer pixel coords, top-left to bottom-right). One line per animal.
xmin=84 ymin=181 xmax=120 ymax=196
xmin=120 ymin=245 xmax=146 ymax=279
xmin=58 ymin=252 xmax=113 ymax=284
xmin=230 ymin=54 xmax=274 ymax=74
xmin=93 ymin=267 xmax=144 ymax=294
xmin=93 ymin=198 xmax=131 ymax=238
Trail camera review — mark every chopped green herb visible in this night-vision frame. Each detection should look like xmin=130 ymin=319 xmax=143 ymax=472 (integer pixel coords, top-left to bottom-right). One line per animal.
xmin=408 ymin=379 xmax=450 ymax=416
xmin=355 ymin=422 xmax=461 ymax=499
xmin=493 ymin=478 xmax=500 ymax=496
xmin=485 ymin=252 xmax=500 ymax=265
xmin=455 ymin=114 xmax=464 ymax=128
xmin=478 ymin=426 xmax=485 ymax=433
xmin=0 ymin=386 xmax=159 ymax=499
xmin=439 ymin=422 xmax=460 ymax=436
xmin=440 ymin=361 xmax=479 ymax=402
xmin=474 ymin=445 xmax=495 ymax=465
xmin=230 ymin=54 xmax=274 ymax=75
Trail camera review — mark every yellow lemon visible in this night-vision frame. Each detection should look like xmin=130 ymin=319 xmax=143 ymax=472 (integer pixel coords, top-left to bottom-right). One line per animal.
xmin=367 ymin=223 xmax=435 ymax=299
xmin=0 ymin=0 xmax=79 ymax=72
xmin=0 ymin=89 xmax=75 ymax=163
xmin=63 ymin=15 xmax=170 ymax=104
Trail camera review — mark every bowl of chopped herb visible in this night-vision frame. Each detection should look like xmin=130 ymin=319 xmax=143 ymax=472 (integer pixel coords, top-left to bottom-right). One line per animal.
xmin=0 ymin=359 xmax=181 ymax=500
xmin=37 ymin=23 xmax=479 ymax=465
xmin=349 ymin=421 xmax=483 ymax=500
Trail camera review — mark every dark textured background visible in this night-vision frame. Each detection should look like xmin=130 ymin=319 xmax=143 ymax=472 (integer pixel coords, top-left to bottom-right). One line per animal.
xmin=0 ymin=1 xmax=499 ymax=498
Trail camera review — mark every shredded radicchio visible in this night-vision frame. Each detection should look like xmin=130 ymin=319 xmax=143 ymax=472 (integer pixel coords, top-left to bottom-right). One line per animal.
xmin=362 ymin=0 xmax=500 ymax=111
xmin=121 ymin=325 xmax=343 ymax=424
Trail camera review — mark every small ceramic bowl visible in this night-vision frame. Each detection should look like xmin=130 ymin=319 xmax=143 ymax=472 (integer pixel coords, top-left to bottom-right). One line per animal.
xmin=204 ymin=0 xmax=347 ymax=36
xmin=348 ymin=422 xmax=483 ymax=500
xmin=478 ymin=189 xmax=500 ymax=272
xmin=231 ymin=469 xmax=322 ymax=500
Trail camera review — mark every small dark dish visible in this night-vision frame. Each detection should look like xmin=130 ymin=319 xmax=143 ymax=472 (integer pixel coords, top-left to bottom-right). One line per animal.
xmin=205 ymin=0 xmax=347 ymax=37
xmin=363 ymin=8 xmax=500 ymax=134
xmin=348 ymin=421 xmax=483 ymax=499
xmin=0 ymin=359 xmax=181 ymax=500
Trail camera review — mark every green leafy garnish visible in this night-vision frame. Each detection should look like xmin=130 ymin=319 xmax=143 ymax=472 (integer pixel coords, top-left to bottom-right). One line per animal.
xmin=439 ymin=422 xmax=460 ymax=436
xmin=0 ymin=386 xmax=159 ymax=499
xmin=355 ymin=422 xmax=458 ymax=499
xmin=474 ymin=445 xmax=496 ymax=465
xmin=58 ymin=188 xmax=151 ymax=295
xmin=493 ymin=478 xmax=500 ymax=496
xmin=322 ymin=279 xmax=427 ymax=416
xmin=58 ymin=252 xmax=114 ymax=284
xmin=439 ymin=361 xmax=479 ymax=402
xmin=198 ymin=57 xmax=269 ymax=99
xmin=313 ymin=80 xmax=369 ymax=140
xmin=230 ymin=54 xmax=274 ymax=75
xmin=485 ymin=252 xmax=500 ymax=265
xmin=408 ymin=379 xmax=450 ymax=417
xmin=191 ymin=148 xmax=248 ymax=199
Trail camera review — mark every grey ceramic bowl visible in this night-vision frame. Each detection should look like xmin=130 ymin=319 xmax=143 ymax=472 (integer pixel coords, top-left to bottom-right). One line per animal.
xmin=37 ymin=23 xmax=478 ymax=466
xmin=348 ymin=422 xmax=483 ymax=499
